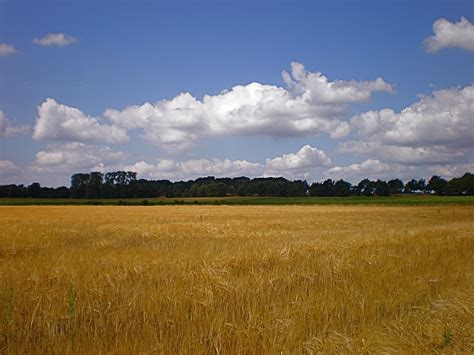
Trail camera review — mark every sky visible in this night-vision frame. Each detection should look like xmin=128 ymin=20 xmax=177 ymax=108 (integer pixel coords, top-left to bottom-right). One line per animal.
xmin=0 ymin=0 xmax=473 ymax=187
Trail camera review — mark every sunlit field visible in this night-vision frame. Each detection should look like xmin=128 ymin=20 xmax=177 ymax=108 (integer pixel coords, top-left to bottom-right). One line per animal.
xmin=1 ymin=205 xmax=473 ymax=353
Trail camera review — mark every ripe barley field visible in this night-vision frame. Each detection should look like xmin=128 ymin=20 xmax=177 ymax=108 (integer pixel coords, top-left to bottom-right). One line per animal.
xmin=0 ymin=205 xmax=473 ymax=353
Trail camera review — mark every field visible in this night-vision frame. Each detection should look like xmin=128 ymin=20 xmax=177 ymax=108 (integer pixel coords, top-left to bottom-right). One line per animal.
xmin=0 ymin=205 xmax=473 ymax=353
xmin=1 ymin=195 xmax=474 ymax=206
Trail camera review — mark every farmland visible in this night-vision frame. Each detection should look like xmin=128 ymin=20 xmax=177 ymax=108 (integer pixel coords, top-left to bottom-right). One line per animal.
xmin=1 ymin=194 xmax=474 ymax=206
xmin=0 ymin=205 xmax=473 ymax=353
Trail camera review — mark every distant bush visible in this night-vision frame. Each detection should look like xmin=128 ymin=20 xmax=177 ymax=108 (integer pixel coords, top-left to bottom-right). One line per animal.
xmin=87 ymin=200 xmax=102 ymax=205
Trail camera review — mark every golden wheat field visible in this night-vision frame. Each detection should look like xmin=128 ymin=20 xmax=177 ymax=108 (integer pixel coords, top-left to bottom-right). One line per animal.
xmin=0 ymin=205 xmax=473 ymax=354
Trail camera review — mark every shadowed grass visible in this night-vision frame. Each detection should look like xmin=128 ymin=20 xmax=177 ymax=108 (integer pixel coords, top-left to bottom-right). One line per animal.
xmin=1 ymin=195 xmax=474 ymax=206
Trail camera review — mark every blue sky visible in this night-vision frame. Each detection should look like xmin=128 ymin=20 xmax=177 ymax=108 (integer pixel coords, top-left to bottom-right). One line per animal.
xmin=0 ymin=0 xmax=473 ymax=186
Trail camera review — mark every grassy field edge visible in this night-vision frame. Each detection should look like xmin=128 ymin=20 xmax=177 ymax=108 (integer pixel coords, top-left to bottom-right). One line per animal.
xmin=0 ymin=195 xmax=474 ymax=206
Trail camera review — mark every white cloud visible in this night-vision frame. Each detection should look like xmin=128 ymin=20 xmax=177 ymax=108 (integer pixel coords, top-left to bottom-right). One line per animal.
xmin=0 ymin=160 xmax=17 ymax=171
xmin=265 ymin=145 xmax=330 ymax=178
xmin=325 ymin=159 xmax=416 ymax=182
xmin=333 ymin=84 xmax=474 ymax=181
xmin=179 ymin=159 xmax=264 ymax=178
xmin=0 ymin=160 xmax=25 ymax=185
xmin=282 ymin=62 xmax=394 ymax=103
xmin=351 ymin=84 xmax=474 ymax=148
xmin=124 ymin=158 xmax=265 ymax=180
xmin=347 ymin=84 xmax=474 ymax=167
xmin=121 ymin=145 xmax=329 ymax=181
xmin=0 ymin=43 xmax=18 ymax=56
xmin=0 ymin=110 xmax=30 ymax=138
xmin=339 ymin=141 xmax=466 ymax=166
xmin=424 ymin=17 xmax=474 ymax=52
xmin=1 ymin=143 xmax=126 ymax=186
xmin=34 ymin=142 xmax=126 ymax=172
xmin=104 ymin=62 xmax=392 ymax=150
xmin=0 ymin=160 xmax=20 ymax=176
xmin=33 ymin=98 xmax=129 ymax=144
xmin=33 ymin=33 xmax=78 ymax=47
xmin=429 ymin=163 xmax=474 ymax=179
xmin=122 ymin=161 xmax=157 ymax=178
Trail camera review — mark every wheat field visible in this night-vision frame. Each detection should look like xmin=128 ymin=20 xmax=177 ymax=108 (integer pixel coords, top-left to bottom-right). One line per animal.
xmin=0 ymin=205 xmax=473 ymax=353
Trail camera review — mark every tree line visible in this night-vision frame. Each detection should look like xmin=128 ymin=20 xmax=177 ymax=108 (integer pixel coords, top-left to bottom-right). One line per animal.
xmin=0 ymin=171 xmax=473 ymax=199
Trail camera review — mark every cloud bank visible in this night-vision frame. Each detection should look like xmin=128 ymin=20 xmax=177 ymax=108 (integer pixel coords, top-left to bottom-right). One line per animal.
xmin=124 ymin=145 xmax=330 ymax=181
xmin=104 ymin=62 xmax=392 ymax=150
xmin=328 ymin=83 xmax=474 ymax=181
xmin=34 ymin=142 xmax=126 ymax=171
xmin=31 ymin=62 xmax=392 ymax=151
xmin=345 ymin=84 xmax=474 ymax=165
xmin=325 ymin=159 xmax=416 ymax=182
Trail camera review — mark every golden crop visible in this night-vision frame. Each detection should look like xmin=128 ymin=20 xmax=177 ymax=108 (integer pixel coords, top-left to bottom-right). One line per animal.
xmin=0 ymin=205 xmax=473 ymax=353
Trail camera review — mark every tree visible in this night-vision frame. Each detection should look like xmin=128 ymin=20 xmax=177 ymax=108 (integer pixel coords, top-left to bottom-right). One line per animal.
xmin=374 ymin=180 xmax=389 ymax=196
xmin=70 ymin=173 xmax=90 ymax=198
xmin=309 ymin=179 xmax=335 ymax=197
xmin=404 ymin=179 xmax=426 ymax=193
xmin=28 ymin=182 xmax=42 ymax=198
xmin=446 ymin=173 xmax=474 ymax=195
xmin=387 ymin=179 xmax=404 ymax=195
xmin=86 ymin=172 xmax=104 ymax=198
xmin=427 ymin=175 xmax=447 ymax=195
xmin=333 ymin=180 xmax=351 ymax=197
xmin=356 ymin=179 xmax=374 ymax=196
xmin=54 ymin=186 xmax=70 ymax=198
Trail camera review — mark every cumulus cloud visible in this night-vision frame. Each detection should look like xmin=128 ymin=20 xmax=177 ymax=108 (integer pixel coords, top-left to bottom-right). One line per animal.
xmin=33 ymin=98 xmax=129 ymax=144
xmin=346 ymin=84 xmax=474 ymax=166
xmin=429 ymin=163 xmax=474 ymax=179
xmin=325 ymin=159 xmax=416 ymax=182
xmin=33 ymin=33 xmax=78 ymax=47
xmin=125 ymin=158 xmax=265 ymax=180
xmin=0 ymin=160 xmax=20 ymax=175
xmin=282 ymin=62 xmax=394 ymax=103
xmin=0 ymin=43 xmax=18 ymax=56
xmin=424 ymin=17 xmax=474 ymax=52
xmin=103 ymin=62 xmax=392 ymax=150
xmin=34 ymin=142 xmax=126 ymax=171
xmin=0 ymin=111 xmax=30 ymax=138
xmin=265 ymin=145 xmax=331 ymax=178
xmin=339 ymin=141 xmax=465 ymax=166
xmin=0 ymin=160 xmax=25 ymax=184
xmin=33 ymin=63 xmax=392 ymax=150
xmin=0 ymin=160 xmax=16 ymax=170
xmin=121 ymin=145 xmax=330 ymax=181
xmin=351 ymin=85 xmax=474 ymax=148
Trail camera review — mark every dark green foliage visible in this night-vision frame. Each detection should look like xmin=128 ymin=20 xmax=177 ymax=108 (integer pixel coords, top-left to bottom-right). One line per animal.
xmin=308 ymin=179 xmax=335 ymax=197
xmin=357 ymin=179 xmax=375 ymax=196
xmin=446 ymin=173 xmax=474 ymax=195
xmin=333 ymin=180 xmax=351 ymax=197
xmin=427 ymin=175 xmax=448 ymax=195
xmin=374 ymin=180 xmax=390 ymax=196
xmin=27 ymin=182 xmax=42 ymax=198
xmin=1 ymin=171 xmax=473 ymax=199
xmin=387 ymin=179 xmax=404 ymax=194
xmin=0 ymin=195 xmax=473 ymax=206
xmin=404 ymin=178 xmax=426 ymax=193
